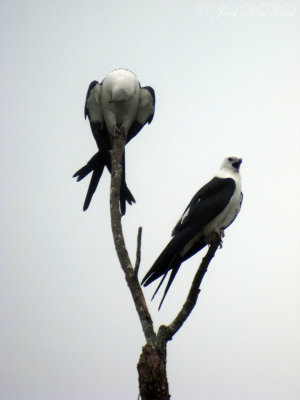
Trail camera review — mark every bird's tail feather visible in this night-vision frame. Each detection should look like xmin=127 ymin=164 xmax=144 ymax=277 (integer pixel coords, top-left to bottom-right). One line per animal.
xmin=146 ymin=251 xmax=183 ymax=309
xmin=158 ymin=258 xmax=182 ymax=309
xmin=83 ymin=165 xmax=104 ymax=211
xmin=73 ymin=151 xmax=135 ymax=212
xmin=142 ymin=231 xmax=199 ymax=308
xmin=73 ymin=164 xmax=92 ymax=181
xmin=182 ymin=238 xmax=206 ymax=262
xmin=120 ymin=183 xmax=135 ymax=214
xmin=155 ymin=238 xmax=207 ymax=308
xmin=73 ymin=153 xmax=102 ymax=181
xmin=151 ymin=272 xmax=169 ymax=301
xmin=142 ymin=235 xmax=185 ymax=286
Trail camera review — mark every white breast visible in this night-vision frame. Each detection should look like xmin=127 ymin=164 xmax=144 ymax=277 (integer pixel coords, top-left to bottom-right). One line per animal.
xmin=203 ymin=177 xmax=242 ymax=241
xmin=101 ymin=69 xmax=140 ymax=135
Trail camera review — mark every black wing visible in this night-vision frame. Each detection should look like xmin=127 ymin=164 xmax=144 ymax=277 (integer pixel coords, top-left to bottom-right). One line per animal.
xmin=127 ymin=86 xmax=155 ymax=143
xmin=172 ymin=177 xmax=236 ymax=236
xmin=85 ymin=80 xmax=111 ymax=151
xmin=142 ymin=177 xmax=236 ymax=307
xmin=73 ymin=150 xmax=135 ymax=212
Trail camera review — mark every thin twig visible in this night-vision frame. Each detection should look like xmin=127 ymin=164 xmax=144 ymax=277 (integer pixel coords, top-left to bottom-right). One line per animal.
xmin=157 ymin=234 xmax=221 ymax=344
xmin=134 ymin=226 xmax=143 ymax=276
xmin=110 ymin=128 xmax=156 ymax=345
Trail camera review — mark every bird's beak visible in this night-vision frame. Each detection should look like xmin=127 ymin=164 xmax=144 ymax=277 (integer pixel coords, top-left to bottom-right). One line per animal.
xmin=233 ymin=159 xmax=242 ymax=170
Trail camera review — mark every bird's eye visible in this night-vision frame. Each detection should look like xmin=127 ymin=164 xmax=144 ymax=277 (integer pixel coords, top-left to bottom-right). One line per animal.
xmin=228 ymin=157 xmax=233 ymax=162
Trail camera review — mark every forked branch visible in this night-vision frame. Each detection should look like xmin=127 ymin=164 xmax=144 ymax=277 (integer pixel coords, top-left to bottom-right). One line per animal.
xmin=109 ymin=129 xmax=222 ymax=400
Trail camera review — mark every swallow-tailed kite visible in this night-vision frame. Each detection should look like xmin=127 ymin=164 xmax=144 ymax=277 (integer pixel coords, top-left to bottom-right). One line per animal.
xmin=73 ymin=68 xmax=155 ymax=214
xmin=141 ymin=156 xmax=243 ymax=308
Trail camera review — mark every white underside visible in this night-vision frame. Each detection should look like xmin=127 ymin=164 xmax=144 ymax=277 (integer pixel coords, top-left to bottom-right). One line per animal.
xmin=101 ymin=69 xmax=140 ymax=135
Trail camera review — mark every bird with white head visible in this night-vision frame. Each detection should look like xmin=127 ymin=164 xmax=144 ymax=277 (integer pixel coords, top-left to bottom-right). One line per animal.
xmin=142 ymin=156 xmax=243 ymax=309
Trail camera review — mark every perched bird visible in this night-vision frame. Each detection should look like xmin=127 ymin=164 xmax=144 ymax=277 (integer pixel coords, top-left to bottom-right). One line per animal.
xmin=141 ymin=156 xmax=243 ymax=309
xmin=73 ymin=68 xmax=155 ymax=214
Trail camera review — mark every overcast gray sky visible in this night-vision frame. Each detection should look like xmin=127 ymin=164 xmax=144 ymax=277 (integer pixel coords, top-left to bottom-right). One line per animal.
xmin=1 ymin=1 xmax=299 ymax=399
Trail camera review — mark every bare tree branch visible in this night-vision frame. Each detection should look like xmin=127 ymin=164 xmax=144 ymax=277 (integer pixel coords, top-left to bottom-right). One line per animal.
xmin=157 ymin=234 xmax=221 ymax=344
xmin=109 ymin=128 xmax=223 ymax=398
xmin=109 ymin=128 xmax=156 ymax=345
xmin=134 ymin=226 xmax=143 ymax=276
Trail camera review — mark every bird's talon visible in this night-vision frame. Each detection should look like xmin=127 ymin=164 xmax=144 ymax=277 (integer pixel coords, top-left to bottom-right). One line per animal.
xmin=215 ymin=228 xmax=225 ymax=239
xmin=209 ymin=229 xmax=224 ymax=248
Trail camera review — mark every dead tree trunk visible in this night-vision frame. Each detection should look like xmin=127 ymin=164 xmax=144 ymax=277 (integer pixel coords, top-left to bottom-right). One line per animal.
xmin=137 ymin=344 xmax=169 ymax=400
